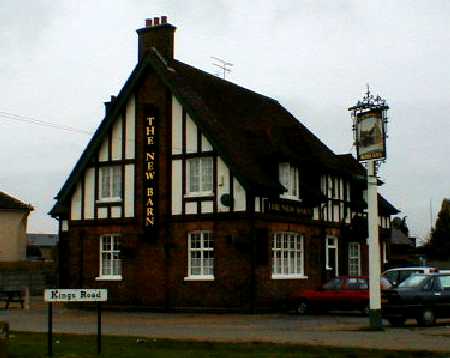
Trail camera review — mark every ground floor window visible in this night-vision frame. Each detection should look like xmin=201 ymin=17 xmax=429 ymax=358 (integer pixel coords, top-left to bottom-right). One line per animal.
xmin=348 ymin=242 xmax=361 ymax=276
xmin=272 ymin=232 xmax=304 ymax=278
xmin=187 ymin=231 xmax=214 ymax=280
xmin=98 ymin=234 xmax=122 ymax=279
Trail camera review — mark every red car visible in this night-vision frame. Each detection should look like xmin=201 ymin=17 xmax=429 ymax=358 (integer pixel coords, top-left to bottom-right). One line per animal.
xmin=289 ymin=276 xmax=373 ymax=315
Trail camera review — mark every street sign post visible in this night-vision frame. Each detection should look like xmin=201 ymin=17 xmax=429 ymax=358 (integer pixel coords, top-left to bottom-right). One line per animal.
xmin=44 ymin=289 xmax=107 ymax=356
xmin=348 ymin=86 xmax=389 ymax=330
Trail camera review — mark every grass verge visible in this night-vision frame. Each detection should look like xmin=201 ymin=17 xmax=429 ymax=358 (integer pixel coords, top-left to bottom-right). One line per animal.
xmin=8 ymin=332 xmax=448 ymax=358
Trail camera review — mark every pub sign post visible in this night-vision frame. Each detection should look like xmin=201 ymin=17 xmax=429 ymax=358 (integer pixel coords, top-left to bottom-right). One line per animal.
xmin=348 ymin=86 xmax=389 ymax=330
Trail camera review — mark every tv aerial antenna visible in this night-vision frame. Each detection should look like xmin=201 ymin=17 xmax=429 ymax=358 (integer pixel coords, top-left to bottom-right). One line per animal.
xmin=211 ymin=57 xmax=233 ymax=80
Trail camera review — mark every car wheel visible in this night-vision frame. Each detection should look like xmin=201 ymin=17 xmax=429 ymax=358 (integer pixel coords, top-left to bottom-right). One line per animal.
xmin=417 ymin=309 xmax=436 ymax=326
xmin=361 ymin=305 xmax=370 ymax=316
xmin=296 ymin=300 xmax=310 ymax=315
xmin=388 ymin=317 xmax=406 ymax=326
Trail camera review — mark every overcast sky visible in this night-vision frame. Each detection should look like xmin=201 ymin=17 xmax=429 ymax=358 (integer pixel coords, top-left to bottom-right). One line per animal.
xmin=1 ymin=1 xmax=449 ymax=242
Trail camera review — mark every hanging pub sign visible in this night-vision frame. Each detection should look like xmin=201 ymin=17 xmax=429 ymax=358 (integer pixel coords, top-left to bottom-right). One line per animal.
xmin=143 ymin=108 xmax=159 ymax=237
xmin=356 ymin=109 xmax=386 ymax=161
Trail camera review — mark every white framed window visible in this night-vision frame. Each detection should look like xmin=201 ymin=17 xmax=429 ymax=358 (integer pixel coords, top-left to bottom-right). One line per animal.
xmin=186 ymin=157 xmax=213 ymax=196
xmin=185 ymin=231 xmax=214 ymax=280
xmin=272 ymin=232 xmax=306 ymax=279
xmin=61 ymin=220 xmax=69 ymax=232
xmin=99 ymin=166 xmax=122 ymax=202
xmin=326 ymin=236 xmax=339 ymax=276
xmin=97 ymin=234 xmax=122 ymax=280
xmin=348 ymin=242 xmax=361 ymax=276
xmin=279 ymin=163 xmax=299 ymax=200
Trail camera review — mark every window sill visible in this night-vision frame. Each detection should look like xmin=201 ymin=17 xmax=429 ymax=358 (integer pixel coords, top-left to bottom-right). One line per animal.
xmin=184 ymin=276 xmax=214 ymax=282
xmin=272 ymin=275 xmax=308 ymax=280
xmin=95 ymin=276 xmax=123 ymax=282
xmin=184 ymin=192 xmax=213 ymax=198
xmin=96 ymin=198 xmax=122 ymax=204
xmin=280 ymin=196 xmax=302 ymax=202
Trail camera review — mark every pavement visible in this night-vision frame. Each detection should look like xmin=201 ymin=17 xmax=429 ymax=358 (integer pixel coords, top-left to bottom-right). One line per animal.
xmin=2 ymin=297 xmax=450 ymax=353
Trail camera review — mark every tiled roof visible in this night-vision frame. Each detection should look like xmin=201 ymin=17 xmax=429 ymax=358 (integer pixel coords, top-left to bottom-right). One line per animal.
xmin=49 ymin=48 xmax=384 ymax=216
xmin=0 ymin=191 xmax=33 ymax=211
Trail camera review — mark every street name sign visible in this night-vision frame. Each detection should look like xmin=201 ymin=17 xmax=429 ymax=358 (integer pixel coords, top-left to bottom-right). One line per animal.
xmin=45 ymin=289 xmax=107 ymax=302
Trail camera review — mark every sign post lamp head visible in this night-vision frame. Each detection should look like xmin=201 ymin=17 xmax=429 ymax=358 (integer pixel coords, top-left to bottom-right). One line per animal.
xmin=348 ymin=85 xmax=389 ymax=330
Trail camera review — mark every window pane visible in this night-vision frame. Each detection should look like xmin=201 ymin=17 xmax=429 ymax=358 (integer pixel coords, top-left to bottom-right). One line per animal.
xmin=112 ymin=166 xmax=122 ymax=198
xmin=190 ymin=233 xmax=201 ymax=248
xmin=291 ymin=167 xmax=298 ymax=197
xmin=280 ymin=163 xmax=289 ymax=189
xmin=189 ymin=159 xmax=200 ymax=193
xmin=201 ymin=157 xmax=213 ymax=192
xmin=101 ymin=167 xmax=111 ymax=198
xmin=102 ymin=253 xmax=111 ymax=276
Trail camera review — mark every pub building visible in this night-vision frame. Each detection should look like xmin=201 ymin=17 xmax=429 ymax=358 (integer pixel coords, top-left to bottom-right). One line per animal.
xmin=50 ymin=17 xmax=399 ymax=311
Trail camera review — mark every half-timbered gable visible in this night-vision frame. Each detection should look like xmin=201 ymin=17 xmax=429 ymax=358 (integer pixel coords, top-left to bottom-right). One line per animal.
xmin=67 ymin=95 xmax=136 ymax=222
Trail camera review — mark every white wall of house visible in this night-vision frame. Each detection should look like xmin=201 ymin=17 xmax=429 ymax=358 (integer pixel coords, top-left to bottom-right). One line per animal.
xmin=125 ymin=95 xmax=136 ymax=160
xmin=0 ymin=210 xmax=29 ymax=262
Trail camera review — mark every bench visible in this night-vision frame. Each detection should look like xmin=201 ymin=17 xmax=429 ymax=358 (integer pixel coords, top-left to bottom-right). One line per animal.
xmin=0 ymin=290 xmax=24 ymax=309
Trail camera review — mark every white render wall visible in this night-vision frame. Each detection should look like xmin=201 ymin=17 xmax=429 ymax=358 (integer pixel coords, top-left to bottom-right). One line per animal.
xmin=125 ymin=95 xmax=136 ymax=160
xmin=217 ymin=157 xmax=230 ymax=212
xmin=124 ymin=164 xmax=135 ymax=217
xmin=70 ymin=182 xmax=82 ymax=220
xmin=83 ymin=168 xmax=95 ymax=219
xmin=172 ymin=97 xmax=183 ymax=155
xmin=233 ymin=177 xmax=246 ymax=211
xmin=171 ymin=160 xmax=182 ymax=215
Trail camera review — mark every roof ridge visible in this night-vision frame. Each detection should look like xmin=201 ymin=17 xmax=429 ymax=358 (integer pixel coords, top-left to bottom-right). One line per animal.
xmin=171 ymin=59 xmax=281 ymax=104
xmin=0 ymin=191 xmax=33 ymax=210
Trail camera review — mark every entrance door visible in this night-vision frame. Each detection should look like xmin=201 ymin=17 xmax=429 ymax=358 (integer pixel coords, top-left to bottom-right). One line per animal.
xmin=326 ymin=237 xmax=339 ymax=279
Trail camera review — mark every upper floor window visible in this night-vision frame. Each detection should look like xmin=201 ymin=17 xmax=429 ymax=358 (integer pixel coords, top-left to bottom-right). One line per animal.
xmin=98 ymin=234 xmax=122 ymax=280
xmin=187 ymin=157 xmax=213 ymax=196
xmin=279 ymin=163 xmax=299 ymax=200
xmin=99 ymin=166 xmax=122 ymax=201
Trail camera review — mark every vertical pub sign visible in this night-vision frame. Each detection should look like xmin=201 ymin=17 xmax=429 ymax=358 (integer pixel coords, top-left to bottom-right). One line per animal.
xmin=143 ymin=107 xmax=159 ymax=238
xmin=356 ymin=109 xmax=386 ymax=161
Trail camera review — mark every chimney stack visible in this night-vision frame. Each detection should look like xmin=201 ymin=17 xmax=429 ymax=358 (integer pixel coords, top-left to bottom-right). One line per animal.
xmin=136 ymin=16 xmax=176 ymax=61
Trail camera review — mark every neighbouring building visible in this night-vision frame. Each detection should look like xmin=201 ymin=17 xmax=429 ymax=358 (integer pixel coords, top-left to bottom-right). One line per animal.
xmin=0 ymin=191 xmax=33 ymax=262
xmin=50 ymin=17 xmax=400 ymax=311
xmin=27 ymin=234 xmax=58 ymax=262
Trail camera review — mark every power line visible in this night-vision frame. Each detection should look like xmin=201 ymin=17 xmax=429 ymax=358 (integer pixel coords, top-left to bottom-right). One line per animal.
xmin=0 ymin=111 xmax=93 ymax=135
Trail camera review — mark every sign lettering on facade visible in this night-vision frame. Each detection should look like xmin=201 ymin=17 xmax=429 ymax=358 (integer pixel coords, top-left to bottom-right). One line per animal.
xmin=44 ymin=289 xmax=107 ymax=302
xmin=143 ymin=113 xmax=158 ymax=236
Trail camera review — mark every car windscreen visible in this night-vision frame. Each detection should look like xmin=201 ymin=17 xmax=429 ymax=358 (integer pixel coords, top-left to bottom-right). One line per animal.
xmin=398 ymin=275 xmax=428 ymax=288
xmin=323 ymin=278 xmax=341 ymax=290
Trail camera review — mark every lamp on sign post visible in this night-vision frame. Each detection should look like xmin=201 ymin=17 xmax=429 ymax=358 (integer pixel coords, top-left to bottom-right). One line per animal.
xmin=348 ymin=85 xmax=389 ymax=330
